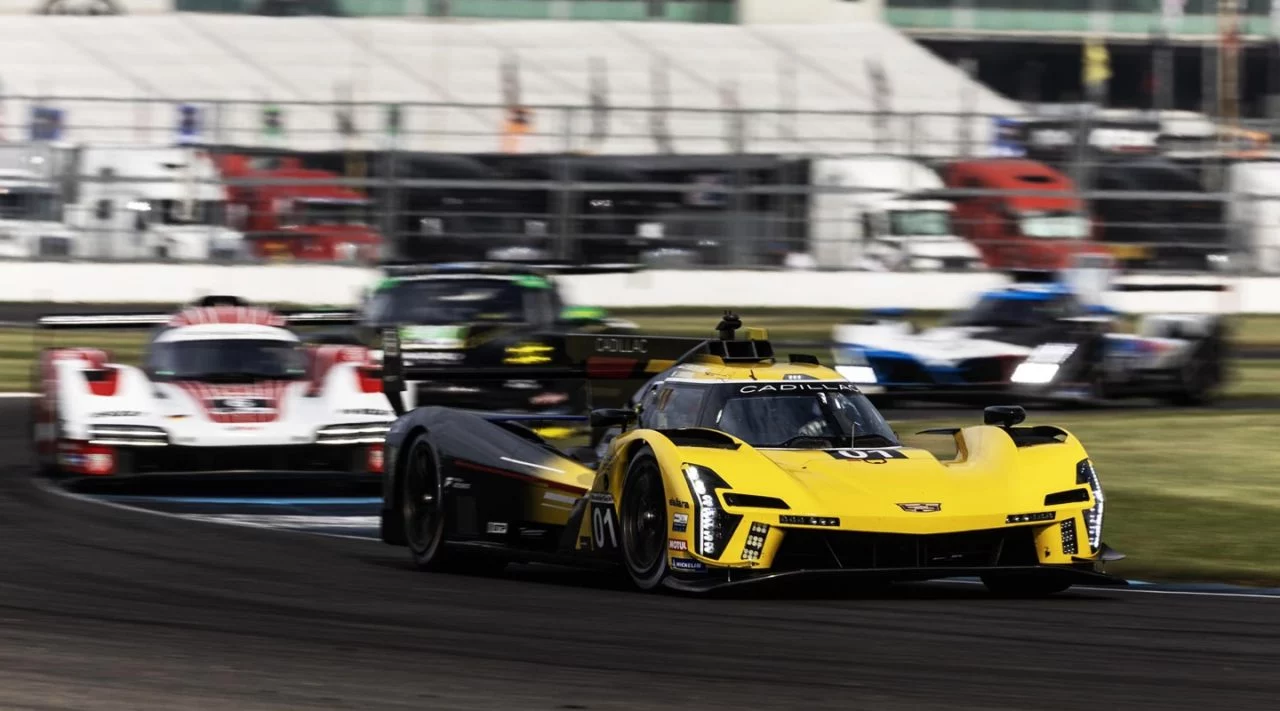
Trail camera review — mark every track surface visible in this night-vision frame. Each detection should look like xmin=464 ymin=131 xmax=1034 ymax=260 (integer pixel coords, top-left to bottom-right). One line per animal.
xmin=2 ymin=402 xmax=1279 ymax=710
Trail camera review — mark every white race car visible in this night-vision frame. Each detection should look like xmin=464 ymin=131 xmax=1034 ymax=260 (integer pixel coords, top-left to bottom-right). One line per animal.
xmin=33 ymin=297 xmax=395 ymax=479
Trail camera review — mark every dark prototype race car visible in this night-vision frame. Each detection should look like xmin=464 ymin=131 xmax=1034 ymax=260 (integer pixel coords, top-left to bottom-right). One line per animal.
xmin=313 ymin=262 xmax=641 ymax=413
xmin=372 ymin=315 xmax=1125 ymax=595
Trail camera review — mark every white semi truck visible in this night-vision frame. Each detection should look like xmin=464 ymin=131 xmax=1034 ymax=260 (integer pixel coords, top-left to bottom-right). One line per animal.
xmin=0 ymin=143 xmax=79 ymax=258
xmin=60 ymin=145 xmax=245 ymax=260
xmin=1226 ymin=161 xmax=1280 ymax=275
xmin=807 ymin=157 xmax=982 ymax=271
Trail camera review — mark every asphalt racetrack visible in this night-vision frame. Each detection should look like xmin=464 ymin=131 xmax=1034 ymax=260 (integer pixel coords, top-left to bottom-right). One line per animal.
xmin=3 ymin=401 xmax=1279 ymax=710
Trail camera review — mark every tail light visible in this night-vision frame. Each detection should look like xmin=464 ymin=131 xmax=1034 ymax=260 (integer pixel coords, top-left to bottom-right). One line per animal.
xmin=84 ymin=367 xmax=120 ymax=397
xmin=356 ymin=367 xmax=381 ymax=393
xmin=367 ymin=445 xmax=384 ymax=473
xmin=57 ymin=441 xmax=116 ymax=476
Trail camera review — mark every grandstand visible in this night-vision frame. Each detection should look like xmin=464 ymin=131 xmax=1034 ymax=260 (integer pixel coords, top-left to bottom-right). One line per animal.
xmin=0 ymin=13 xmax=1021 ymax=155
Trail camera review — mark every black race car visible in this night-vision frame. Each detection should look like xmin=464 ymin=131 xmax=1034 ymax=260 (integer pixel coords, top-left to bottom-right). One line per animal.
xmin=313 ymin=262 xmax=640 ymax=413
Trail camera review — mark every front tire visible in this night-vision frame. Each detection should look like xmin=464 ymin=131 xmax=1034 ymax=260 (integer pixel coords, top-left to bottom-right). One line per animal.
xmin=620 ymin=451 xmax=669 ymax=591
xmin=981 ymin=574 xmax=1072 ymax=598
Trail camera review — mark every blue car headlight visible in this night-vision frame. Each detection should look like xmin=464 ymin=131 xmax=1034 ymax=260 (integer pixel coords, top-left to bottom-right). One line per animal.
xmin=1076 ymin=458 xmax=1105 ymax=553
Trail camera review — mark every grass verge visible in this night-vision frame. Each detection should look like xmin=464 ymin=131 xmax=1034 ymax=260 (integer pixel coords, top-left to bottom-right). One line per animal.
xmin=894 ymin=411 xmax=1280 ymax=586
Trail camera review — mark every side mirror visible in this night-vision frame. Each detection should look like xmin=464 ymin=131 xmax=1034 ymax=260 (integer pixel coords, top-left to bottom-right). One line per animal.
xmin=590 ymin=408 xmax=637 ymax=429
xmin=983 ymin=405 xmax=1026 ymax=428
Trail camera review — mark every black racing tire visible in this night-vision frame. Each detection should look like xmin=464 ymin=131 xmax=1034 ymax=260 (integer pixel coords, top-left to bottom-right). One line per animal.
xmin=400 ymin=436 xmax=450 ymax=570
xmin=980 ymin=574 xmax=1073 ymax=598
xmin=619 ymin=451 xmax=669 ymax=591
xmin=1167 ymin=344 xmax=1221 ymax=407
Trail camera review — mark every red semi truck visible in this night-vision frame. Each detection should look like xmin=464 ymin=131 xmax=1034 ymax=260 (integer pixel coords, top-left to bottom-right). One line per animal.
xmin=941 ymin=159 xmax=1109 ymax=270
xmin=215 ymin=154 xmax=384 ymax=263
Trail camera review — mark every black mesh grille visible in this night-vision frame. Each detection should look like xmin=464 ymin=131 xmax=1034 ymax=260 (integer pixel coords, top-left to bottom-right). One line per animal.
xmin=867 ymin=356 xmax=932 ymax=385
xmin=956 ymin=356 xmax=1019 ymax=384
xmin=770 ymin=527 xmax=1040 ymax=572
xmin=121 ymin=445 xmax=367 ymax=474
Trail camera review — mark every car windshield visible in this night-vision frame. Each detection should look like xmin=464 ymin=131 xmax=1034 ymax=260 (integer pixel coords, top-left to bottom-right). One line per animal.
xmin=366 ymin=278 xmax=530 ymax=325
xmin=147 ymin=338 xmax=307 ymax=382
xmin=290 ymin=199 xmax=369 ymax=226
xmin=887 ymin=209 xmax=951 ymax=236
xmin=153 ymin=199 xmax=227 ymax=226
xmin=949 ymin=292 xmax=1084 ymax=328
xmin=0 ymin=188 xmax=58 ymax=221
xmin=1019 ymin=212 xmax=1090 ymax=239
xmin=711 ymin=384 xmax=899 ymax=449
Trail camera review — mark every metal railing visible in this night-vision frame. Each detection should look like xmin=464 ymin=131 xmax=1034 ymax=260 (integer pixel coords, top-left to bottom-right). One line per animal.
xmin=8 ymin=167 xmax=1280 ymax=273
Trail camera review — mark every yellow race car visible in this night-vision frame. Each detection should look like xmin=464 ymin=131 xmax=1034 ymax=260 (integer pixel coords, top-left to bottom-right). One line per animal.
xmin=376 ymin=314 xmax=1126 ymax=596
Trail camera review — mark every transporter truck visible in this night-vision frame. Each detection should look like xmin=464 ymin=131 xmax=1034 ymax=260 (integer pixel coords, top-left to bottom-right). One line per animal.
xmin=807 ymin=157 xmax=982 ymax=271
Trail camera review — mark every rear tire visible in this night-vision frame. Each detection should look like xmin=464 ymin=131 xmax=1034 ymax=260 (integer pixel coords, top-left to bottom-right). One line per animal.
xmin=980 ymin=574 xmax=1072 ymax=598
xmin=620 ymin=451 xmax=669 ymax=591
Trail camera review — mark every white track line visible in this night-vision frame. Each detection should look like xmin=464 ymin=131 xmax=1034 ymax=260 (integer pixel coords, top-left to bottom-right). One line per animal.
xmin=37 ymin=478 xmax=1280 ymax=601
xmin=32 ymin=477 xmax=383 ymax=544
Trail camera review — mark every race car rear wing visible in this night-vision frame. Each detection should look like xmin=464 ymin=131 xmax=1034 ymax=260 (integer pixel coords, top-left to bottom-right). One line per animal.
xmin=34 ymin=309 xmax=361 ymax=330
xmin=378 ymin=326 xmax=709 ymax=417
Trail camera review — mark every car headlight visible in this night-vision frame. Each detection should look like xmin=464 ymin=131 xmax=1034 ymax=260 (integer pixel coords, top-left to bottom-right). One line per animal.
xmin=682 ymin=464 xmax=741 ymax=560
xmin=1011 ymin=362 xmax=1059 ymax=384
xmin=834 ymin=347 xmax=877 ymax=384
xmin=1077 ymin=458 xmax=1104 ymax=552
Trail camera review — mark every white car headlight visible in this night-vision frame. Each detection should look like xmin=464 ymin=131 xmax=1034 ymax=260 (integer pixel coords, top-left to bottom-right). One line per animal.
xmin=835 ymin=365 xmax=877 ymax=384
xmin=1077 ymin=458 xmax=1104 ymax=552
xmin=1011 ymin=362 xmax=1059 ymax=384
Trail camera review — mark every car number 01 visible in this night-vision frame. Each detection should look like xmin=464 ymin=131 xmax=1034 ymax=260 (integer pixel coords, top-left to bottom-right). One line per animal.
xmin=592 ymin=505 xmax=618 ymax=549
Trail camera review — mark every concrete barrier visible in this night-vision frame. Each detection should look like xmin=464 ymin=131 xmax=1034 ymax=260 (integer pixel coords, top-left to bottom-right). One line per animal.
xmin=0 ymin=260 xmax=1262 ymax=314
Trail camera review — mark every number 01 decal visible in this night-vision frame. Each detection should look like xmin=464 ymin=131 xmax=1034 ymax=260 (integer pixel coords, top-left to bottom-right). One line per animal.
xmin=829 ymin=448 xmax=908 ymax=462
xmin=589 ymin=495 xmax=619 ymax=551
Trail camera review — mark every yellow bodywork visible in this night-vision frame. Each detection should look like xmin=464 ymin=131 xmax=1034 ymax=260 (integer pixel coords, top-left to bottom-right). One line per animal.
xmin=571 ymin=347 xmax=1104 ymax=575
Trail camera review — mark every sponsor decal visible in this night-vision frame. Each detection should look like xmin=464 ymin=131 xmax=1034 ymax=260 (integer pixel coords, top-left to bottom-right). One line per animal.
xmin=401 ymin=325 xmax=467 ymax=350
xmin=668 ymin=539 xmax=688 ymax=551
xmin=897 ymin=503 xmax=942 ymax=513
xmin=486 ymin=522 xmax=509 ymax=534
xmin=668 ymin=498 xmax=690 ymax=509
xmin=444 ymin=477 xmax=471 ymax=491
xmin=519 ymin=527 xmax=545 ymax=539
xmin=672 ymin=513 xmax=689 ymax=533
xmin=588 ymin=492 xmax=614 ymax=504
xmin=783 ymin=374 xmax=817 ymax=381
xmin=829 ymin=448 xmax=908 ymax=462
xmin=226 ymin=425 xmax=261 ymax=431
xmin=542 ymin=491 xmax=577 ymax=505
xmin=407 ymin=351 xmax=465 ymax=364
xmin=669 ymin=558 xmax=706 ymax=573
xmin=90 ymin=410 xmax=143 ymax=418
xmin=340 ymin=408 xmax=393 ymax=417
xmin=737 ymin=382 xmax=858 ymax=395
xmin=595 ymin=336 xmax=647 ymax=355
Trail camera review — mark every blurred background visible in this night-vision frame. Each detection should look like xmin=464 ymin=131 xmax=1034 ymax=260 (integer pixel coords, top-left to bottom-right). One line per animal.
xmin=3 ymin=0 xmax=1280 ymax=584
xmin=2 ymin=0 xmax=1278 ymax=273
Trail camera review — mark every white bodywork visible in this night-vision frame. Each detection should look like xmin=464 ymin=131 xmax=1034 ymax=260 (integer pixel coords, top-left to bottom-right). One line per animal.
xmin=37 ymin=323 xmax=393 ymax=475
xmin=0 ymin=143 xmax=79 ymax=258
xmin=62 ymin=145 xmax=246 ymax=261
xmin=1226 ymin=162 xmax=1280 ymax=275
xmin=808 ymin=157 xmax=981 ymax=271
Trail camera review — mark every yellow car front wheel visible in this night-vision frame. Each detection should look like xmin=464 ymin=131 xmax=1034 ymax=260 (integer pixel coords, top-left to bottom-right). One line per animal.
xmin=620 ymin=451 xmax=669 ymax=591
